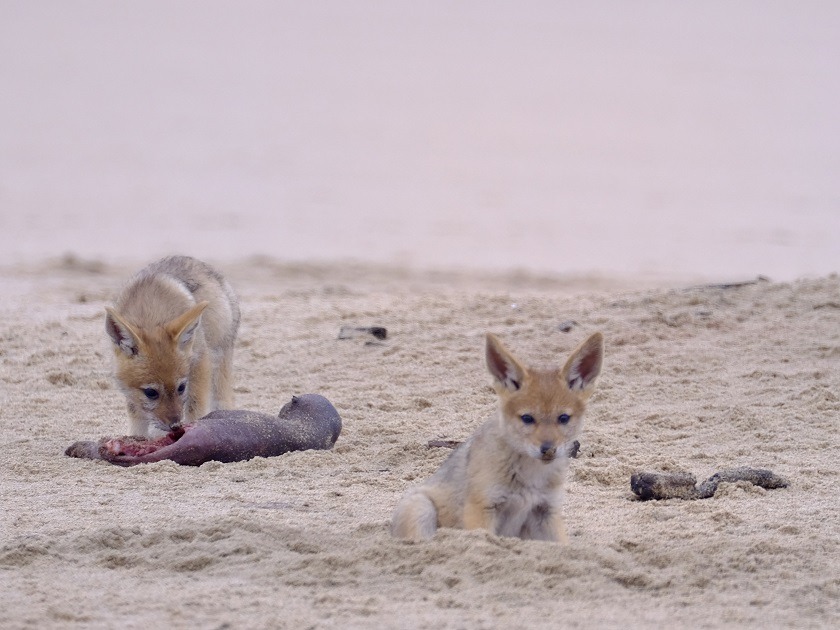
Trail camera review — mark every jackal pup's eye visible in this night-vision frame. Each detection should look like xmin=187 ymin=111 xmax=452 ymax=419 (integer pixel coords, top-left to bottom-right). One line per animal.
xmin=520 ymin=414 xmax=535 ymax=425
xmin=558 ymin=414 xmax=571 ymax=424
xmin=142 ymin=387 xmax=159 ymax=400
xmin=177 ymin=381 xmax=187 ymax=395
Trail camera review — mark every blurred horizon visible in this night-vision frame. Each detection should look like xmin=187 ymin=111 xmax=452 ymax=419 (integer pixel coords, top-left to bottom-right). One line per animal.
xmin=1 ymin=1 xmax=838 ymax=282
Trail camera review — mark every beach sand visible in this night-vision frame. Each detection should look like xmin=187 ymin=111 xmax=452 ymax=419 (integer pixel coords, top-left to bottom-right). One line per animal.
xmin=1 ymin=257 xmax=838 ymax=628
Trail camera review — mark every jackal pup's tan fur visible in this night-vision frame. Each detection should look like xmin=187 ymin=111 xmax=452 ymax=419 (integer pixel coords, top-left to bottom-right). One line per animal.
xmin=105 ymin=256 xmax=240 ymax=438
xmin=391 ymin=332 xmax=604 ymax=542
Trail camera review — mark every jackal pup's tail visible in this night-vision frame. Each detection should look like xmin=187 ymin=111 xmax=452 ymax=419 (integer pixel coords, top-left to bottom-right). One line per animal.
xmin=391 ymin=489 xmax=438 ymax=540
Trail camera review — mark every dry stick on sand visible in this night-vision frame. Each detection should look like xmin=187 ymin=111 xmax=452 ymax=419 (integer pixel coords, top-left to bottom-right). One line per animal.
xmin=630 ymin=467 xmax=788 ymax=500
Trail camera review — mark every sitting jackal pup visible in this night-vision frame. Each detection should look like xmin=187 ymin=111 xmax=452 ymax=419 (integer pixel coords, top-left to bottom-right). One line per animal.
xmin=391 ymin=332 xmax=604 ymax=542
xmin=105 ymin=256 xmax=241 ymax=438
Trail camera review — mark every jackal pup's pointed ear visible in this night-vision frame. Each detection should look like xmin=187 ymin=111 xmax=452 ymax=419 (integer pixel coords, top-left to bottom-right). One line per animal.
xmin=105 ymin=307 xmax=141 ymax=357
xmin=165 ymin=301 xmax=209 ymax=349
xmin=486 ymin=333 xmax=527 ymax=391
xmin=562 ymin=332 xmax=604 ymax=395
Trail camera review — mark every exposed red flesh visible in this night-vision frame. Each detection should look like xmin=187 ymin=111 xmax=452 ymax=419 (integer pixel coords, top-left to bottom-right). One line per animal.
xmin=103 ymin=425 xmax=188 ymax=457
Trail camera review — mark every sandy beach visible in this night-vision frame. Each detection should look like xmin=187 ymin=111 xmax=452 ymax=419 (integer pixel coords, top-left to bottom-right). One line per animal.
xmin=1 ymin=258 xmax=838 ymax=628
xmin=2 ymin=2 xmax=839 ymax=628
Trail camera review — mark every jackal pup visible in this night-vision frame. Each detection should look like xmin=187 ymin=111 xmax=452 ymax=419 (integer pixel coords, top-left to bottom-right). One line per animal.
xmin=391 ymin=332 xmax=604 ymax=542
xmin=105 ymin=256 xmax=240 ymax=438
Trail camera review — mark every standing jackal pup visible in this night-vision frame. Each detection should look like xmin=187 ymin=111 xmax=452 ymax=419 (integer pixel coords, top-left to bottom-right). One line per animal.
xmin=105 ymin=256 xmax=240 ymax=438
xmin=391 ymin=332 xmax=604 ymax=542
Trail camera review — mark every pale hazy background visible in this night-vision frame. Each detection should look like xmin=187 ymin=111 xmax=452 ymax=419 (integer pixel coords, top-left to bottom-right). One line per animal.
xmin=1 ymin=1 xmax=838 ymax=282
